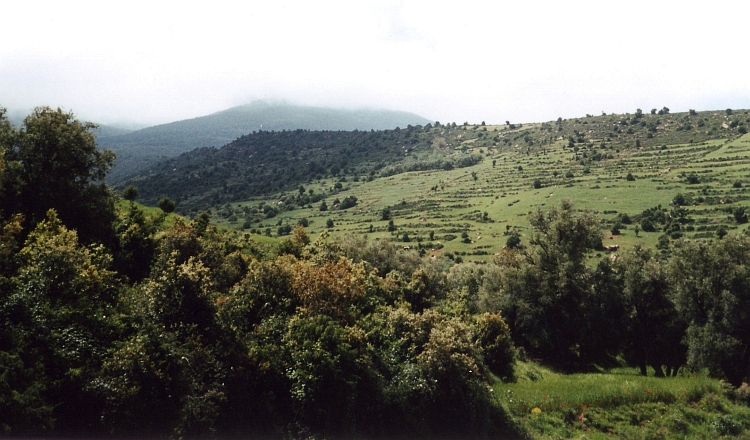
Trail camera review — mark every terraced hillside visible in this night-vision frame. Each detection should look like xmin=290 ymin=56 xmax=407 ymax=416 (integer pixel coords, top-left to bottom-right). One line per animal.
xmin=190 ymin=109 xmax=750 ymax=261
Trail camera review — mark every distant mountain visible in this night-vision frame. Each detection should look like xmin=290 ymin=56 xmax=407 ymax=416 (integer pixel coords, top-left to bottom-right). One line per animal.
xmin=100 ymin=102 xmax=432 ymax=181
xmin=92 ymin=124 xmax=135 ymax=139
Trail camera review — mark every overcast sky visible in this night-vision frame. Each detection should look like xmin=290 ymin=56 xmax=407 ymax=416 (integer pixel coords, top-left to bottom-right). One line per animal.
xmin=2 ymin=0 xmax=749 ymax=127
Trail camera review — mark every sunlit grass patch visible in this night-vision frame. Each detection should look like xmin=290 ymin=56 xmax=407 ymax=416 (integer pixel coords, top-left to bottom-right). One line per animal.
xmin=497 ymin=361 xmax=750 ymax=439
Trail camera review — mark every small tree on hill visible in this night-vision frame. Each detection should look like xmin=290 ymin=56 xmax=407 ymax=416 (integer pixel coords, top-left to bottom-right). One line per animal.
xmin=123 ymin=186 xmax=139 ymax=202
xmin=158 ymin=197 xmax=176 ymax=214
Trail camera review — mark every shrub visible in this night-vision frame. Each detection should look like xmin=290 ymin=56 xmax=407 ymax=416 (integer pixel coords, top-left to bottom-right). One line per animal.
xmin=734 ymin=207 xmax=748 ymax=224
xmin=476 ymin=313 xmax=515 ymax=380
xmin=339 ymin=196 xmax=358 ymax=210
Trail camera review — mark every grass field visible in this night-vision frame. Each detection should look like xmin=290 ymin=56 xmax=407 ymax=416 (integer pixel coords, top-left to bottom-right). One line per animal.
xmin=498 ymin=362 xmax=750 ymax=439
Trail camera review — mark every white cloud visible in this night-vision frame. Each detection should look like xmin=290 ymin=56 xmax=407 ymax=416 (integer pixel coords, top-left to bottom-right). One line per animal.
xmin=2 ymin=0 xmax=749 ymax=125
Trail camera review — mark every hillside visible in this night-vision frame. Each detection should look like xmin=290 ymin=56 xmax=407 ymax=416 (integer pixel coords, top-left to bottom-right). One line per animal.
xmin=91 ymin=123 xmax=135 ymax=139
xmin=121 ymin=107 xmax=750 ymax=263
xmin=5 ymin=106 xmax=750 ymax=439
xmin=101 ymin=101 xmax=431 ymax=181
xmin=120 ymin=122 xmax=481 ymax=213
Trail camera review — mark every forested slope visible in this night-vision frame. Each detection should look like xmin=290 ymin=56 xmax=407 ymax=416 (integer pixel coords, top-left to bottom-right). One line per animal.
xmin=101 ymin=101 xmax=431 ymax=181
xmin=120 ymin=123 xmax=483 ymax=214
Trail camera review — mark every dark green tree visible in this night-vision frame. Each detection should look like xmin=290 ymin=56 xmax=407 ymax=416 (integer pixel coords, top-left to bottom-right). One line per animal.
xmin=620 ymin=245 xmax=684 ymax=376
xmin=670 ymin=235 xmax=750 ymax=386
xmin=157 ymin=197 xmax=176 ymax=213
xmin=381 ymin=207 xmax=391 ymax=221
xmin=122 ymin=185 xmax=138 ymax=202
xmin=499 ymin=200 xmax=603 ymax=368
xmin=0 ymin=107 xmax=117 ymax=246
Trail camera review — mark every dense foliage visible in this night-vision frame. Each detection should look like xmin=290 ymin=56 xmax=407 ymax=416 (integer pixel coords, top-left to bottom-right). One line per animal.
xmin=0 ymin=108 xmax=521 ymax=438
xmin=2 ymin=107 xmax=750 ymax=438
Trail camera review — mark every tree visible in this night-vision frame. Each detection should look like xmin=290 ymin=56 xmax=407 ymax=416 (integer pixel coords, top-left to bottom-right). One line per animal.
xmin=0 ymin=107 xmax=116 ymax=246
xmin=7 ymin=210 xmax=120 ymax=432
xmin=326 ymin=218 xmax=334 ymax=228
xmin=157 ymin=197 xmax=176 ymax=213
xmin=505 ymin=231 xmax=521 ymax=249
xmin=498 ymin=200 xmax=603 ymax=368
xmin=122 ymin=185 xmax=138 ymax=202
xmin=670 ymin=235 xmax=750 ymax=386
xmin=319 ymin=201 xmax=328 ymax=211
xmin=339 ymin=196 xmax=357 ymax=210
xmin=381 ymin=207 xmax=391 ymax=221
xmin=626 ymin=172 xmax=635 ymax=181
xmin=620 ymin=245 xmax=684 ymax=376
xmin=734 ymin=207 xmax=748 ymax=224
xmin=640 ymin=218 xmax=656 ymax=232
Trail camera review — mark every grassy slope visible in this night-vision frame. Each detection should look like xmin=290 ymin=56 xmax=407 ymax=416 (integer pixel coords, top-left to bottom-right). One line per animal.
xmin=216 ymin=126 xmax=750 ymax=261
xmin=500 ymin=362 xmax=750 ymax=438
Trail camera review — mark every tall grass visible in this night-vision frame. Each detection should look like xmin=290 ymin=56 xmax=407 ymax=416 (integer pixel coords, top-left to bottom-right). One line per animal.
xmin=499 ymin=366 xmax=719 ymax=416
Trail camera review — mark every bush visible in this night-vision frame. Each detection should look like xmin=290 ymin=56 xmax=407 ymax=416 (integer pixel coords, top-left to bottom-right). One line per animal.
xmin=626 ymin=172 xmax=635 ymax=181
xmin=734 ymin=207 xmax=748 ymax=224
xmin=641 ymin=218 xmax=656 ymax=233
xmin=476 ymin=313 xmax=515 ymax=380
xmin=339 ymin=196 xmax=358 ymax=210
xmin=506 ymin=232 xmax=521 ymax=249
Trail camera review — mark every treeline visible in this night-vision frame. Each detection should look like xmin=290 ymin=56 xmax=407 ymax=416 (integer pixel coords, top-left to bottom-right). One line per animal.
xmin=0 ymin=108 xmax=522 ymax=438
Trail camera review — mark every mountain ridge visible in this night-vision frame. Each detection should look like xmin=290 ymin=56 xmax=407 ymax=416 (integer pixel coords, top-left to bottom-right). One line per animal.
xmin=100 ymin=101 xmax=432 ymax=181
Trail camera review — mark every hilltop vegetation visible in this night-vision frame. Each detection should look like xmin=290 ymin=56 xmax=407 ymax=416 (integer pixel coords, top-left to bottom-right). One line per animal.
xmin=101 ymin=101 xmax=431 ymax=181
xmin=3 ymin=106 xmax=750 ymax=439
xmin=124 ymin=122 xmax=482 ymax=213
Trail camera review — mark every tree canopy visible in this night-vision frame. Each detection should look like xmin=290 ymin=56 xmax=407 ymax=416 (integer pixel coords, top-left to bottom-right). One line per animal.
xmin=0 ymin=107 xmax=116 ymax=245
